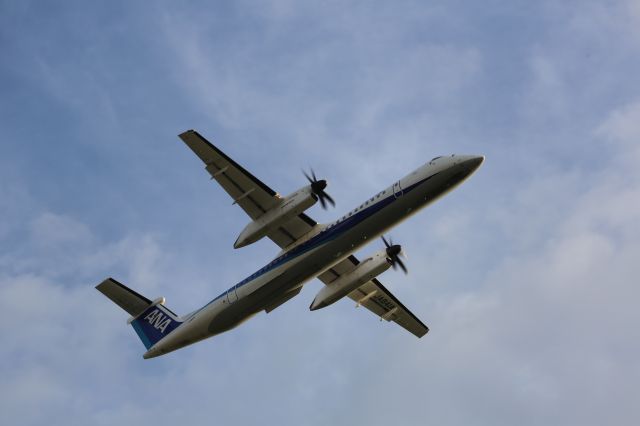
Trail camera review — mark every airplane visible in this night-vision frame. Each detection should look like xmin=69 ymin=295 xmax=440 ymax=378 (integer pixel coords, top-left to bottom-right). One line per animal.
xmin=96 ymin=130 xmax=484 ymax=358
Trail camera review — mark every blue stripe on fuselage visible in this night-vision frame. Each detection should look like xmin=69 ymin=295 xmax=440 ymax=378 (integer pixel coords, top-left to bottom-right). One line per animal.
xmin=207 ymin=172 xmax=438 ymax=305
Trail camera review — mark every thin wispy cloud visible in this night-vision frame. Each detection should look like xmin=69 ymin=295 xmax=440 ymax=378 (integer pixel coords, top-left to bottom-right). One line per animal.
xmin=1 ymin=1 xmax=639 ymax=425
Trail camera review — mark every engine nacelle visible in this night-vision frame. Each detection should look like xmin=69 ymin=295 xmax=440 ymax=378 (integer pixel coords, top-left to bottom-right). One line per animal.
xmin=234 ymin=186 xmax=317 ymax=248
xmin=310 ymin=250 xmax=392 ymax=310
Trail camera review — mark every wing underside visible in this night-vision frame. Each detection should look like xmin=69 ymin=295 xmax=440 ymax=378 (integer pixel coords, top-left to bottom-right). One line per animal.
xmin=318 ymin=256 xmax=429 ymax=338
xmin=179 ymin=130 xmax=317 ymax=250
xmin=180 ymin=130 xmax=428 ymax=337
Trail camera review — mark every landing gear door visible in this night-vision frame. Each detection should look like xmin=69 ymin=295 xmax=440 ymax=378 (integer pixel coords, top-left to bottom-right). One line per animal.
xmin=393 ymin=181 xmax=403 ymax=198
xmin=227 ymin=286 xmax=238 ymax=304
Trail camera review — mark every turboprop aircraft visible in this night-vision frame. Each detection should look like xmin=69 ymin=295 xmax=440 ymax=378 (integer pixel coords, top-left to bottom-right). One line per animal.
xmin=97 ymin=130 xmax=484 ymax=358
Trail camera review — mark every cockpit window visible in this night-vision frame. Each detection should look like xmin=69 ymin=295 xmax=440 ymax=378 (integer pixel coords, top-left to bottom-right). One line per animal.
xmin=431 ymin=156 xmax=442 ymax=162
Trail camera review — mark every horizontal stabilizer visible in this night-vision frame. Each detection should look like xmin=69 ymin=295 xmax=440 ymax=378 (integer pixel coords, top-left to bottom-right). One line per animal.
xmin=96 ymin=277 xmax=152 ymax=317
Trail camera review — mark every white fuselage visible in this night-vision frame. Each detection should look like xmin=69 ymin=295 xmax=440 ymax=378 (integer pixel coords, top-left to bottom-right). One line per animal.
xmin=143 ymin=154 xmax=484 ymax=358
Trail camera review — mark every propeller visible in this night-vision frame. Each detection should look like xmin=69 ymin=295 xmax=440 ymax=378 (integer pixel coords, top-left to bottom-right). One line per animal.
xmin=382 ymin=235 xmax=408 ymax=274
xmin=303 ymin=168 xmax=335 ymax=209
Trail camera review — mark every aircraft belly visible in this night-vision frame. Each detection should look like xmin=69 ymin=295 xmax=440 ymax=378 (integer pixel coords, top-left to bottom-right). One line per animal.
xmin=207 ymin=297 xmax=261 ymax=334
xmin=206 ymin=248 xmax=322 ymax=333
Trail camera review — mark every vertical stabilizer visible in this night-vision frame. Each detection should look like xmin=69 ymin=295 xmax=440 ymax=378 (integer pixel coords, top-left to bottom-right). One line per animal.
xmin=129 ymin=303 xmax=182 ymax=349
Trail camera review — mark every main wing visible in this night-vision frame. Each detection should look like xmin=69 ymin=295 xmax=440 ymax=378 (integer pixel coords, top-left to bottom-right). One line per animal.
xmin=317 ymin=256 xmax=429 ymax=337
xmin=180 ymin=130 xmax=428 ymax=337
xmin=179 ymin=130 xmax=317 ymax=249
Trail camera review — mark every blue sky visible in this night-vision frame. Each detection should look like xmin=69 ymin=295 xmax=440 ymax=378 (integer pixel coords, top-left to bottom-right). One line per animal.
xmin=1 ymin=1 xmax=640 ymax=425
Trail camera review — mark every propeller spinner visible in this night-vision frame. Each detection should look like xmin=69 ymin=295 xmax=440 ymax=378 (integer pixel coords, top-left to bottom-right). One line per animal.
xmin=382 ymin=235 xmax=408 ymax=274
xmin=303 ymin=168 xmax=335 ymax=209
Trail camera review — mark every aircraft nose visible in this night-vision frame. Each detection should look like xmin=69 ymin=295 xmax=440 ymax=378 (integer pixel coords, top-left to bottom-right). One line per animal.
xmin=460 ymin=155 xmax=484 ymax=172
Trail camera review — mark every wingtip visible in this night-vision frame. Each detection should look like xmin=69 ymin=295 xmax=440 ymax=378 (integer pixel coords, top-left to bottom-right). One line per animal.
xmin=178 ymin=129 xmax=195 ymax=139
xmin=95 ymin=277 xmax=112 ymax=290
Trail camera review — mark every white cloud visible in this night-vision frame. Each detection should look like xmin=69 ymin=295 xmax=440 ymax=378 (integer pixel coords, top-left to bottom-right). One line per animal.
xmin=0 ymin=180 xmax=34 ymax=239
xmin=30 ymin=212 xmax=94 ymax=248
xmin=597 ymin=101 xmax=640 ymax=165
xmin=0 ymin=210 xmax=192 ymax=425
xmin=159 ymin=2 xmax=482 ymax=187
xmin=353 ymin=101 xmax=640 ymax=425
xmin=2 ymin=1 xmax=640 ymax=425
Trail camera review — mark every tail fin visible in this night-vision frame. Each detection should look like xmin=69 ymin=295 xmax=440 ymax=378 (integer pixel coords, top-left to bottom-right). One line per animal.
xmin=96 ymin=278 xmax=183 ymax=350
xmin=129 ymin=302 xmax=182 ymax=349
